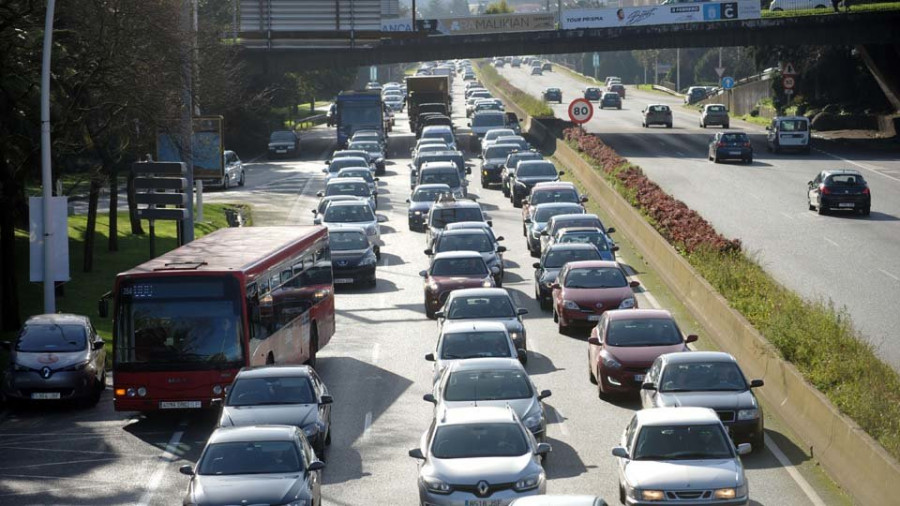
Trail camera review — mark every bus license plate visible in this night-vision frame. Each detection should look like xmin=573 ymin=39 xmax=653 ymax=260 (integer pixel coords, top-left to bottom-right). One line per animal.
xmin=160 ymin=401 xmax=202 ymax=409
xmin=31 ymin=392 xmax=60 ymax=400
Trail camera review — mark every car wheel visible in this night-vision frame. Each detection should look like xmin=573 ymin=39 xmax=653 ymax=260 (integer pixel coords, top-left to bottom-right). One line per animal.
xmin=589 ymin=361 xmax=597 ymax=385
xmin=325 ymin=428 xmax=332 ymax=445
xmin=315 ymin=439 xmax=327 ymax=462
xmin=713 ymin=153 xmax=719 ymax=164
xmin=513 ymin=197 xmax=522 ymax=209
xmin=306 ymin=334 xmax=318 ymax=368
xmin=804 ymin=146 xmax=812 ymax=155
xmin=367 ymin=276 xmax=377 ymax=288
xmin=597 ymin=369 xmax=608 ymax=399
xmin=773 ymin=142 xmax=781 ymax=154
xmin=752 ymin=431 xmax=765 ymax=453
xmin=617 ymin=105 xmax=621 ymax=110
xmin=223 ymin=174 xmax=230 ymax=190
xmin=238 ymin=171 xmax=245 ymax=186
xmin=539 ymin=296 xmax=550 ymax=311
xmin=552 ymin=308 xmax=559 ymax=323
xmin=481 ymin=178 xmax=487 ymax=189
xmin=374 ymin=246 xmax=381 ymax=261
xmin=425 ymin=306 xmax=436 ymax=319
xmin=817 ymin=203 xmax=827 ymax=215
xmin=502 ymin=185 xmax=510 ymax=197
xmin=724 ymin=123 xmax=730 ymax=129
xmin=862 ymin=206 xmax=871 ymax=216
xmin=558 ymin=317 xmax=567 ymax=336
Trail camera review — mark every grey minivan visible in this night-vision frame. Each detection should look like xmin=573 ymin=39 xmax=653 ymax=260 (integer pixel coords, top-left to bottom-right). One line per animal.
xmin=418 ymin=161 xmax=467 ymax=198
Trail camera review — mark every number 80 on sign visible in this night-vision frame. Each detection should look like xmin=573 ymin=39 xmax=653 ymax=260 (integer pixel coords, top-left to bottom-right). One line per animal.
xmin=568 ymin=98 xmax=594 ymax=124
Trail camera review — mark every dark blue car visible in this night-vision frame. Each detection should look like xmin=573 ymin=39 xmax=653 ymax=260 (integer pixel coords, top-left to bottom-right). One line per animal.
xmin=600 ymin=92 xmax=622 ymax=110
xmin=708 ymin=131 xmax=753 ymax=164
xmin=584 ymin=87 xmax=602 ymax=101
xmin=330 ymin=227 xmax=378 ymax=287
xmin=542 ymin=88 xmax=563 ymax=103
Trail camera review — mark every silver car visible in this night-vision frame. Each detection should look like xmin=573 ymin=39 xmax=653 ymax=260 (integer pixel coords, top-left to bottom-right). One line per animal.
xmin=2 ymin=313 xmax=107 ymax=406
xmin=316 ymin=199 xmax=381 ymax=252
xmin=323 ymin=156 xmax=370 ymax=182
xmin=436 ymin=288 xmax=528 ymax=358
xmin=700 ymin=104 xmax=730 ymax=129
xmin=427 ymin=228 xmax=506 ymax=286
xmin=409 ymin=406 xmax=550 ymax=506
xmin=426 ymin=358 xmax=551 ymax=440
xmin=425 ymin=321 xmax=524 ymax=384
xmin=317 ymin=177 xmax=376 ymax=211
xmin=612 ymin=407 xmax=751 ymax=506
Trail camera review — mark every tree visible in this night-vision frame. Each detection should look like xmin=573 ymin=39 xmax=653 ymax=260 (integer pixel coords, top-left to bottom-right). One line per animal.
xmin=450 ymin=0 xmax=471 ymax=16
xmin=484 ymin=0 xmax=514 ymax=14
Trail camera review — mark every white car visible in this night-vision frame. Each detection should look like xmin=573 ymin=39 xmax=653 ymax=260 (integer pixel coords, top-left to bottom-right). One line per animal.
xmin=425 ymin=321 xmax=523 ymax=383
xmin=769 ymin=0 xmax=829 ymax=10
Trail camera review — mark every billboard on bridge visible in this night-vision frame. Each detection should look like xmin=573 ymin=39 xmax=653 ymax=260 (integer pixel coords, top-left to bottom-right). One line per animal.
xmin=561 ymin=0 xmax=760 ymax=29
xmin=408 ymin=12 xmax=557 ymax=35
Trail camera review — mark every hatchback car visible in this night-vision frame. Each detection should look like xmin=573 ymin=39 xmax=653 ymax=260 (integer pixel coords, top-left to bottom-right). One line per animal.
xmin=807 ymin=169 xmax=871 ymax=215
xmin=598 ymin=92 xmax=621 ymax=110
xmin=267 ymin=130 xmax=300 ymax=159
xmin=543 ymin=88 xmax=563 ymax=103
xmin=2 ymin=313 xmax=106 ymax=407
xmin=316 ymin=177 xmax=376 ymax=211
xmin=409 ymin=406 xmax=550 ymax=506
xmin=481 ymin=128 xmax=518 ymax=149
xmin=180 ymin=425 xmax=325 ymax=506
xmin=548 ymin=227 xmax=618 ymax=261
xmin=427 ymin=228 xmax=506 ymax=286
xmin=552 ymin=261 xmax=639 ymax=334
xmin=525 ymin=203 xmax=585 ymax=255
xmin=436 ymin=288 xmax=529 ymax=354
xmin=222 ymin=150 xmax=245 ymax=189
xmin=315 ymin=200 xmax=380 ymax=257
xmin=612 ymin=408 xmax=751 ymax=506
xmin=427 ymin=358 xmax=551 ymax=440
xmin=420 ymin=252 xmax=497 ymax=319
xmin=589 ymin=309 xmax=696 ymax=398
xmin=584 ymin=87 xmax=602 ymax=101
xmin=218 ymin=366 xmax=334 ymax=457
xmin=329 ymin=226 xmax=379 ymax=287
xmin=424 ymin=196 xmax=488 ymax=249
xmin=323 ymin=156 xmax=370 ymax=182
xmin=347 ymin=140 xmax=386 ymax=174
xmin=542 ymin=62 xmax=553 ymax=72
xmin=426 ymin=322 xmax=524 ymax=383
xmin=480 ymin=143 xmax=522 ymax=188
xmin=334 ymin=167 xmax=378 ymax=194
xmin=700 ymin=104 xmax=730 ymax=128
xmin=709 ymin=131 xmax=753 ymax=164
xmin=530 ymin=66 xmax=543 ymax=76
xmin=534 ymin=243 xmax=604 ymax=310
xmin=640 ymin=351 xmax=764 ymax=449
xmin=510 ymin=160 xmax=563 ymax=207
xmin=522 ymin=182 xmax=584 ymax=219
xmin=541 ymin=213 xmax=613 ymax=256
xmin=407 ymin=183 xmax=452 ymax=231
xmin=641 ymin=104 xmax=672 ymax=128
xmin=608 ymin=84 xmax=626 ymax=99
xmin=418 ymin=161 xmax=467 ymax=199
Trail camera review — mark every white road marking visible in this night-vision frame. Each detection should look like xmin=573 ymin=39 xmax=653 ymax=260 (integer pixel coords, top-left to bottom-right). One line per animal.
xmin=371 ymin=343 xmax=381 ymax=364
xmin=814 ymin=147 xmax=900 ymax=184
xmin=553 ymin=408 xmax=570 ymax=437
xmin=363 ymin=412 xmax=373 ymax=440
xmin=765 ymin=434 xmax=828 ymax=506
xmin=779 ymin=212 xmax=796 ymax=221
xmin=823 ymin=237 xmax=840 ymax=247
xmin=136 ymin=424 xmax=186 ymax=506
xmin=880 ymin=269 xmax=900 ymax=282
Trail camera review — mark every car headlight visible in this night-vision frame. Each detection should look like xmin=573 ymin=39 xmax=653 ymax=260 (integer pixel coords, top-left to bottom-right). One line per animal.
xmin=421 ymin=475 xmax=452 ymax=494
xmin=515 ymin=180 xmax=527 ymax=187
xmin=522 ymin=410 xmax=543 ymax=431
xmin=481 ymin=278 xmax=493 ymax=288
xmin=514 ymin=473 xmax=543 ymax=492
xmin=563 ymin=300 xmax=579 ymax=310
xmin=61 ymin=360 xmax=91 ymax=371
xmin=619 ymin=297 xmax=636 ymax=309
xmin=427 ymin=281 xmax=439 ymax=291
xmin=737 ymin=408 xmax=760 ymax=420
xmin=284 ymin=500 xmax=310 ymax=506
xmin=641 ymin=490 xmax=665 ymax=501
xmin=302 ymin=424 xmax=319 ymax=437
xmin=412 ymin=210 xmax=422 ymax=215
xmin=360 ymin=252 xmax=378 ymax=266
xmin=509 ymin=332 xmax=520 ymax=341
xmin=600 ymin=350 xmax=622 ymax=369
xmin=366 ymin=225 xmax=377 ymax=236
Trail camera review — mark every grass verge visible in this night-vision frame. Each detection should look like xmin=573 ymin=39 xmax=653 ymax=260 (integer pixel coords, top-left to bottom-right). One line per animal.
xmin=475 ymin=61 xmax=554 ymax=119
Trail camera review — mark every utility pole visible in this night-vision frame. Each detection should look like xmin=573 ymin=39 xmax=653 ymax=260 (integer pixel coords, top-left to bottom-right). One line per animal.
xmin=40 ymin=0 xmax=58 ymax=313
xmin=676 ymin=47 xmax=681 ymax=92
xmin=179 ymin=0 xmax=195 ymax=244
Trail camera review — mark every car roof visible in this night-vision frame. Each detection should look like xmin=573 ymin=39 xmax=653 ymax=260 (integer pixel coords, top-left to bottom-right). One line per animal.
xmin=434 ymin=199 xmax=481 ymax=209
xmin=823 ymin=169 xmax=863 ymax=177
xmin=661 ymin=351 xmax=737 ymax=364
xmin=557 ymin=226 xmax=603 ymax=235
xmin=438 ymin=405 xmax=518 ymax=426
xmin=329 ymin=199 xmax=372 ymax=208
xmin=605 ymin=308 xmax=673 ymax=321
xmin=473 ymin=110 xmax=504 ymax=117
xmin=422 ymin=125 xmax=453 ymax=133
xmin=635 ymin=407 xmax=721 ymax=426
xmin=564 ymin=260 xmax=621 ymax=269
xmin=440 ymin=228 xmax=491 ymax=238
xmin=421 ymin=162 xmax=459 ymax=171
xmin=774 ymin=115 xmax=809 ymax=121
xmin=509 ymin=495 xmax=606 ymax=506
xmin=547 ymin=242 xmax=600 ymax=252
xmin=445 ymin=221 xmax=491 ymax=230
xmin=486 ymin=143 xmax=522 ymax=151
xmin=236 ymin=364 xmax=313 ymax=379
xmin=533 ymin=182 xmax=576 ymax=190
xmin=535 ymin=202 xmax=583 ymax=210
xmin=443 ymin=320 xmax=509 ymax=334
xmin=330 ymin=155 xmax=368 ymax=163
xmin=328 ymin=177 xmax=367 ymax=185
xmin=517 ymin=160 xmax=555 ymax=168
xmin=24 ymin=313 xmax=90 ymax=326
xmin=550 ymin=213 xmax=595 ymax=223
xmin=449 ymin=357 xmax=524 ymax=372
xmin=207 ymin=425 xmax=298 ymax=444
xmin=433 ymin=250 xmax=485 ymax=260
xmin=448 ymin=287 xmax=511 ymax=298
xmin=416 ymin=183 xmax=452 ymax=191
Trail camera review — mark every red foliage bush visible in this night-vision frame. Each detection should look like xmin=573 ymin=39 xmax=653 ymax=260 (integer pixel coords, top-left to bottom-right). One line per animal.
xmin=564 ymin=127 xmax=741 ymax=254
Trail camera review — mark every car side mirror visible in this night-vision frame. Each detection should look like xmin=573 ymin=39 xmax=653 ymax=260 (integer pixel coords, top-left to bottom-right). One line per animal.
xmin=532 ymin=262 xmax=541 ymax=269
xmin=425 ymin=353 xmax=435 ymax=362
xmin=612 ymin=246 xmax=620 ymax=252
xmin=178 ymin=465 xmax=194 ymax=476
xmin=374 ymin=177 xmax=380 ymax=182
xmin=750 ymin=379 xmax=764 ymax=388
xmin=311 ymin=209 xmax=317 ymax=215
xmin=587 ymin=337 xmax=601 ymax=346
xmin=496 ymin=236 xmax=504 ymax=241
xmin=419 ymin=270 xmax=428 ymax=277
xmin=486 ymin=220 xmax=493 ymax=227
xmin=557 ymin=171 xmax=565 ymax=176
xmin=765 ymin=126 xmax=771 ymax=131
xmin=611 ymin=446 xmax=629 ymax=459
xmin=466 ymin=166 xmax=472 ymax=175
xmin=434 ymin=311 xmax=445 ymax=320
xmin=629 ymin=280 xmax=641 ymax=288
xmin=535 ymin=442 xmax=552 ymax=456
xmin=319 ymin=394 xmax=334 ymax=405
xmin=308 ymin=460 xmax=326 ymax=471
xmin=517 ymin=308 xmax=529 ymax=316
xmin=424 ymin=249 xmax=433 ymax=256
xmin=316 ymin=191 xmax=324 ymax=197
xmin=606 ymin=227 xmax=616 ymax=234
xmin=91 ymin=340 xmax=105 ymax=351
xmin=321 ymin=168 xmax=327 ymax=173
xmin=406 ymin=198 xmax=411 ymax=203
xmin=497 ymin=246 xmax=506 ymax=253
xmin=538 ymin=389 xmax=552 ymax=400
xmin=641 ymin=383 xmax=657 ymax=391
xmin=580 ymin=195 xmax=589 ymax=203
xmin=685 ymin=334 xmax=699 ymax=344
xmin=807 ymin=181 xmax=813 ymax=186
xmin=423 ymin=393 xmax=437 ymax=404
xmin=524 ymin=218 xmax=532 ymax=224
xmin=409 ymin=448 xmax=426 ymax=460
xmin=737 ymin=443 xmax=752 ymax=456
xmin=313 ymin=218 xmax=322 ymax=225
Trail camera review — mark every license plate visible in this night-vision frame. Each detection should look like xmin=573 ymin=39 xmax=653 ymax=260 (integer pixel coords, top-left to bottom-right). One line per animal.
xmin=159 ymin=401 xmax=202 ymax=409
xmin=466 ymin=500 xmax=501 ymax=506
xmin=729 ymin=151 xmax=741 ymax=156
xmin=276 ymin=149 xmax=286 ymax=153
xmin=838 ymin=203 xmax=855 ymax=208
xmin=31 ymin=392 xmax=60 ymax=400
xmin=634 ymin=374 xmax=645 ymax=382
xmin=334 ymin=278 xmax=354 ymax=284
xmin=588 ymin=314 xmax=601 ymax=321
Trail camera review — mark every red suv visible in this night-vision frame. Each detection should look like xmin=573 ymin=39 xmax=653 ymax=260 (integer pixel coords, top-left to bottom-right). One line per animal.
xmin=420 ymin=251 xmax=497 ymax=319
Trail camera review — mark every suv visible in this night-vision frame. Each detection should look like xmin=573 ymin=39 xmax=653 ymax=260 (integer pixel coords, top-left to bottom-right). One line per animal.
xmin=417 ymin=162 xmax=466 ymax=199
xmin=641 ymin=104 xmax=673 ymax=129
xmin=700 ymin=104 xmax=730 ymax=128
xmin=424 ymin=195 xmax=488 ymax=248
xmin=542 ymin=88 xmax=562 ymax=103
xmin=469 ymin=111 xmax=507 ymax=149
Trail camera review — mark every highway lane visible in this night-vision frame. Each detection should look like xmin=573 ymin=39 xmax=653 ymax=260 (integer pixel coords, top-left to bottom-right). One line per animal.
xmin=499 ymin=63 xmax=900 ymax=370
xmin=0 ymin=72 xmax=843 ymax=505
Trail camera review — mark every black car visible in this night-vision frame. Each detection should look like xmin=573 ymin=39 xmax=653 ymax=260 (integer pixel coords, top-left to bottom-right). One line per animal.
xmin=267 ymin=130 xmax=300 ymax=159
xmin=480 ymin=143 xmax=521 ymax=188
xmin=329 ymin=227 xmax=378 ymax=287
xmin=808 ymin=169 xmax=871 ymax=216
xmin=640 ymin=352 xmax=765 ymax=450
xmin=599 ymin=92 xmax=622 ymax=110
xmin=584 ymin=87 xmax=602 ymax=101
xmin=533 ymin=243 xmax=603 ymax=310
xmin=407 ymin=183 xmax=452 ymax=231
xmin=501 ymin=150 xmax=543 ymax=198
xmin=542 ymin=87 xmax=563 ymax=104
xmin=511 ymin=160 xmax=563 ymax=207
xmin=180 ymin=426 xmax=324 ymax=505
xmin=708 ymin=131 xmax=753 ymax=164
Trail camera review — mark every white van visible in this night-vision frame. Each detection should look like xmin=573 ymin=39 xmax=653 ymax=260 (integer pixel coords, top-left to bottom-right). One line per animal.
xmin=766 ymin=116 xmax=811 ymax=154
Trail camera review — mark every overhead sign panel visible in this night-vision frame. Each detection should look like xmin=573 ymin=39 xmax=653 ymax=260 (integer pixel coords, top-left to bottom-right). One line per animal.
xmin=561 ymin=0 xmax=759 ymax=29
xmin=430 ymin=13 xmax=556 ymax=35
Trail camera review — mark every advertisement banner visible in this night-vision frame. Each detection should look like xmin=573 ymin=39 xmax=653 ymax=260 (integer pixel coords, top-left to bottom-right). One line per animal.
xmin=433 ymin=13 xmax=556 ymax=35
xmin=561 ymin=0 xmax=760 ymax=30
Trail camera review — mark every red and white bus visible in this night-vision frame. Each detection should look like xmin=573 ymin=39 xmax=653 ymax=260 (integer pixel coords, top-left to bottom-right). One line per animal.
xmin=102 ymin=226 xmax=335 ymax=412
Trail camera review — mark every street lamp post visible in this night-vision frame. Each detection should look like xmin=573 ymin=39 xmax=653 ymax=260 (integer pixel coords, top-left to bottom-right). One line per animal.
xmin=40 ymin=0 xmax=57 ymax=313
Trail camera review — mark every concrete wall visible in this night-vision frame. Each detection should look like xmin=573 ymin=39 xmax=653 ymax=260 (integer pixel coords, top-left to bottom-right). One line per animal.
xmin=702 ymin=78 xmax=773 ymax=116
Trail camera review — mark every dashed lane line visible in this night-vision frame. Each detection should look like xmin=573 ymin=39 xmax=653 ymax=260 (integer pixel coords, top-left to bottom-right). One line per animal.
xmin=136 ymin=421 xmax=187 ymax=506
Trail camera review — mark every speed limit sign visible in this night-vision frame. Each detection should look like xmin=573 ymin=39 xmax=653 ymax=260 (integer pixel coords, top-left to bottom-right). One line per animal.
xmin=568 ymin=98 xmax=594 ymax=124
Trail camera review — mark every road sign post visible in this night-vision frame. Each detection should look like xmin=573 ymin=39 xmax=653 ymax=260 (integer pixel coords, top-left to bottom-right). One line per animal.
xmin=132 ymin=161 xmax=188 ymax=257
xmin=568 ymin=98 xmax=594 ymax=130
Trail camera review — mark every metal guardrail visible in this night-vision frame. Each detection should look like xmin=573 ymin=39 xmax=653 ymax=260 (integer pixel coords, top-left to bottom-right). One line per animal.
xmin=294 ymin=114 xmax=328 ymax=131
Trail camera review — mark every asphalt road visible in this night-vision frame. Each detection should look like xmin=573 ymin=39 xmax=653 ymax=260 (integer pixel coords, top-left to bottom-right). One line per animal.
xmin=0 ymin=73 xmax=847 ymax=505
xmin=498 ymin=64 xmax=900 ymax=371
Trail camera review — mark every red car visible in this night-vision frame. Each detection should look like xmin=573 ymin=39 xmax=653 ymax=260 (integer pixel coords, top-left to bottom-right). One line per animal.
xmin=608 ymin=83 xmax=626 ymax=99
xmin=551 ymin=260 xmax=638 ymax=334
xmin=588 ymin=309 xmax=697 ymax=398
xmin=420 ymin=251 xmax=497 ymax=319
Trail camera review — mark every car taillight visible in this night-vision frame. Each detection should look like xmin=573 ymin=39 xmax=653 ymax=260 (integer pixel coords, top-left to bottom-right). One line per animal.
xmin=743 ymin=142 xmax=751 ymax=148
xmin=820 ymin=184 xmax=831 ymax=195
xmin=863 ymin=187 xmax=870 ymax=195
xmin=717 ymin=142 xmax=725 ymax=148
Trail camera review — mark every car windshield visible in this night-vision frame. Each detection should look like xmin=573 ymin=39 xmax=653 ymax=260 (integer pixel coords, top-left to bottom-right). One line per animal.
xmin=227 ymin=375 xmax=316 ymax=406
xmin=534 ymin=206 xmax=582 ymax=222
xmin=437 ymin=233 xmax=494 ymax=253
xmin=473 ymin=114 xmax=505 ymax=127
xmin=447 ymin=295 xmax=515 ymax=319
xmin=531 ymin=190 xmax=579 ymax=206
xmin=197 ymin=441 xmax=302 ymax=475
xmin=270 ymin=131 xmax=295 ymax=142
xmin=421 ymin=171 xmax=460 ymax=187
xmin=444 ymin=369 xmax=533 ymax=401
xmin=349 ymin=142 xmax=381 ymax=154
xmin=547 ymin=88 xmax=560 ymax=93
xmin=352 ymin=133 xmax=380 ymax=143
xmin=544 ymin=248 xmax=602 ymax=269
xmin=422 ymin=131 xmax=455 ymax=145
xmin=421 ymin=155 xmax=464 ymax=172
xmin=338 ymin=170 xmax=372 ymax=181
xmin=440 ymin=331 xmax=512 ymax=359
xmin=324 ymin=204 xmax=374 ymax=223
xmin=508 ymin=153 xmax=542 ymax=168
xmin=633 ymin=424 xmax=733 ymax=461
xmin=551 ymin=218 xmax=599 ymax=234
xmin=558 ymin=231 xmax=609 ymax=250
xmin=660 ymin=362 xmax=748 ymax=392
xmin=329 ymin=230 xmax=369 ymax=251
xmin=607 ymin=318 xmax=682 ymax=347
xmin=329 ymin=157 xmax=367 ymax=172
xmin=431 ymin=423 xmax=528 ymax=459
xmin=565 ymin=267 xmax=627 ymax=288
xmin=430 ymin=257 xmax=488 ymax=277
xmin=17 ymin=323 xmax=87 ymax=352
xmin=649 ymin=105 xmax=669 ymax=113
xmin=326 ymin=182 xmax=368 ymax=197
xmin=417 ymin=145 xmax=448 ymax=155
xmin=413 ymin=187 xmax=449 ymax=202
xmin=779 ymin=119 xmax=808 ymax=132
xmin=721 ymin=134 xmax=748 ymax=143
xmin=517 ymin=163 xmax=556 ymax=178
xmin=430 ymin=208 xmax=484 ymax=228
xmin=484 ymin=145 xmax=518 ymax=160
xmin=604 ymin=93 xmax=619 ymax=100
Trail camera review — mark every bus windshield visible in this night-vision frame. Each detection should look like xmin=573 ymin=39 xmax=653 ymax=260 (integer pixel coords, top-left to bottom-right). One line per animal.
xmin=115 ymin=276 xmax=244 ymax=371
